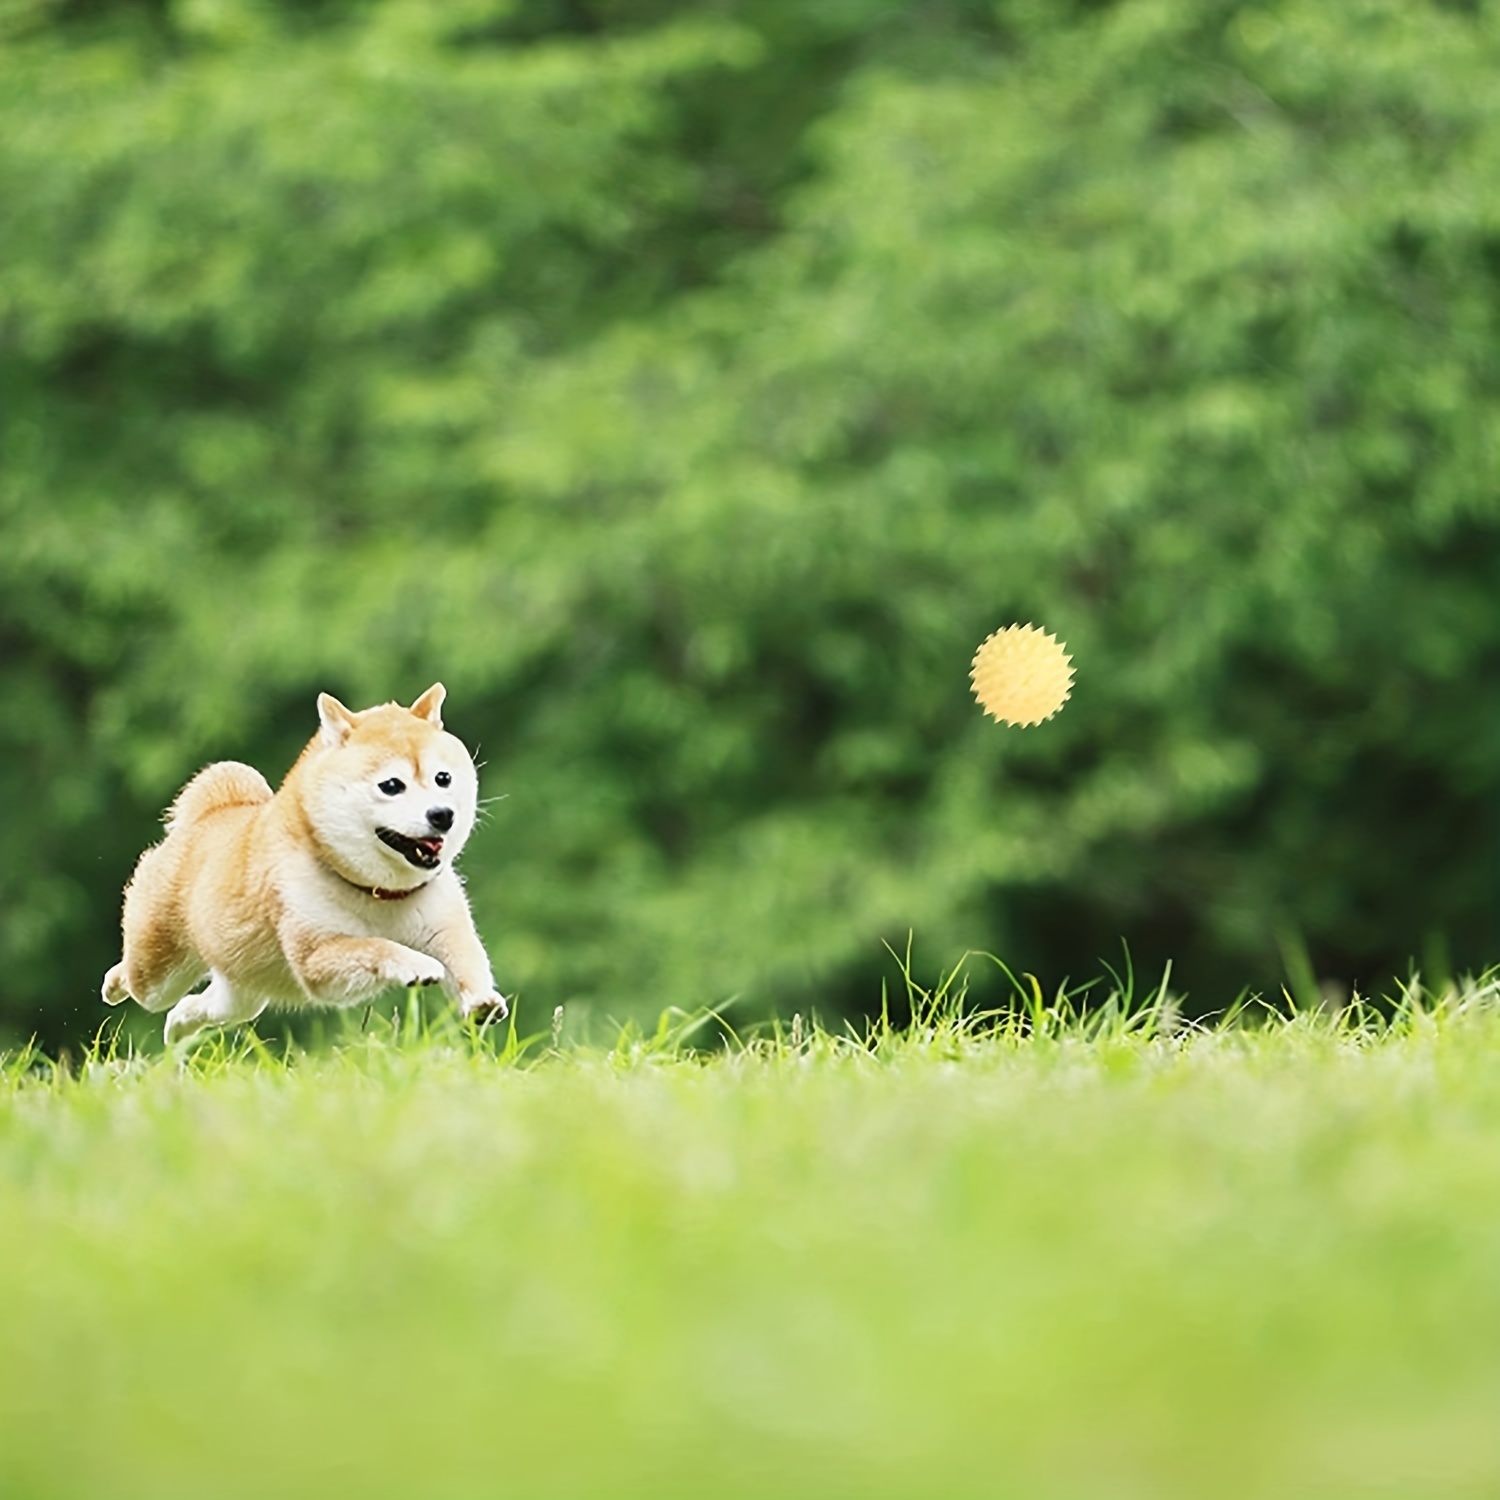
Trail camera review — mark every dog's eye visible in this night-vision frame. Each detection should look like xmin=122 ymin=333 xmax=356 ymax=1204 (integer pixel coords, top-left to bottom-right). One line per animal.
xmin=377 ymin=777 xmax=405 ymax=796
xmin=435 ymin=771 xmax=452 ymax=789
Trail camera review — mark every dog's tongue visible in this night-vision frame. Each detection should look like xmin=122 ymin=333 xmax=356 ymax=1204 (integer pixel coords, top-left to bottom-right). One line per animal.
xmin=416 ymin=836 xmax=443 ymax=859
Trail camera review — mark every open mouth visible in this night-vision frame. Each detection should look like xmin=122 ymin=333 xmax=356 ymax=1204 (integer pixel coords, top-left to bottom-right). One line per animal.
xmin=377 ymin=828 xmax=444 ymax=871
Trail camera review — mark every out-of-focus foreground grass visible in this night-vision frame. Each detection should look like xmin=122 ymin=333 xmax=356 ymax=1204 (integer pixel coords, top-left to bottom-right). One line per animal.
xmin=5 ymin=984 xmax=1500 ymax=1499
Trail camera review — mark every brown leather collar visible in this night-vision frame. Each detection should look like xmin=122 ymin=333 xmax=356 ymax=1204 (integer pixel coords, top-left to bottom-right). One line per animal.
xmin=361 ymin=882 xmax=424 ymax=902
xmin=325 ymin=859 xmax=431 ymax=903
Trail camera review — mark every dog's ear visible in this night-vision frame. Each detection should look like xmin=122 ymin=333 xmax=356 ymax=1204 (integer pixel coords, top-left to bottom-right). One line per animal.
xmin=410 ymin=683 xmax=446 ymax=728
xmin=317 ymin=692 xmax=358 ymax=748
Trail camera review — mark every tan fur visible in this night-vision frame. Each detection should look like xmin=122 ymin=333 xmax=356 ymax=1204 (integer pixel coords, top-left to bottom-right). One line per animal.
xmin=103 ymin=684 xmax=506 ymax=1044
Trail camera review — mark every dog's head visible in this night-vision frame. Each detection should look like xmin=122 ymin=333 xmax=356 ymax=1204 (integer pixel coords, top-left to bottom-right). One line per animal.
xmin=297 ymin=683 xmax=480 ymax=893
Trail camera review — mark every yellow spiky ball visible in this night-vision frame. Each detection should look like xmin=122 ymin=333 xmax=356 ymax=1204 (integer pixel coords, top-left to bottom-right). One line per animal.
xmin=969 ymin=623 xmax=1073 ymax=727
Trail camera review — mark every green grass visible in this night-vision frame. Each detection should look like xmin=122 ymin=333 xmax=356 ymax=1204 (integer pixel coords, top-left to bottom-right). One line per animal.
xmin=7 ymin=970 xmax=1500 ymax=1499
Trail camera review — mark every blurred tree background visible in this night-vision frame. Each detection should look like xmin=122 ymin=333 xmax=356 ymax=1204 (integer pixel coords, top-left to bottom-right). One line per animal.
xmin=6 ymin=0 xmax=1500 ymax=1043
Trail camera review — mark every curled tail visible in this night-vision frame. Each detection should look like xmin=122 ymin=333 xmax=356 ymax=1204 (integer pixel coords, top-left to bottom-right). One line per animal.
xmin=165 ymin=761 xmax=273 ymax=833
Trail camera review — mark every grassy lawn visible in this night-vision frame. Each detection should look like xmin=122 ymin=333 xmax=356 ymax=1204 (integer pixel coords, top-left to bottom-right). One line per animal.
xmin=6 ymin=980 xmax=1500 ymax=1499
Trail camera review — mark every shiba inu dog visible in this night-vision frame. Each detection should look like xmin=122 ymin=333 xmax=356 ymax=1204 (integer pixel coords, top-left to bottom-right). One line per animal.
xmin=103 ymin=684 xmax=507 ymax=1044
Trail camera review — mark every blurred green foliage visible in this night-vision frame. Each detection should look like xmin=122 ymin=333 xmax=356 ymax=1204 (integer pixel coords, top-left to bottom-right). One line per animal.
xmin=6 ymin=0 xmax=1500 ymax=1041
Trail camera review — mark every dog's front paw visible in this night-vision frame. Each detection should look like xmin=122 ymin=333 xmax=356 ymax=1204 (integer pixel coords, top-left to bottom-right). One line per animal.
xmin=460 ymin=990 xmax=509 ymax=1024
xmin=382 ymin=950 xmax=448 ymax=990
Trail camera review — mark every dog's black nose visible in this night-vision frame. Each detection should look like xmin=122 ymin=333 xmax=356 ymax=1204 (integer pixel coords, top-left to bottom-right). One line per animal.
xmin=426 ymin=806 xmax=455 ymax=833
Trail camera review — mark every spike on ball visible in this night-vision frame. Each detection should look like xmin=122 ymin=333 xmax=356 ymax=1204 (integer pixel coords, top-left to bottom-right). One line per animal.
xmin=970 ymin=623 xmax=1073 ymax=727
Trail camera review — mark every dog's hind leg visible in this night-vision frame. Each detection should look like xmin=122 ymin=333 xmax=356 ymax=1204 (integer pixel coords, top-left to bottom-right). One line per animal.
xmin=103 ymin=952 xmax=204 ymax=1012
xmin=106 ymin=842 xmax=205 ymax=1011
xmin=104 ymin=909 xmax=204 ymax=1012
xmin=164 ymin=972 xmax=267 ymax=1046
xmin=102 ymin=963 xmax=131 ymax=1006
